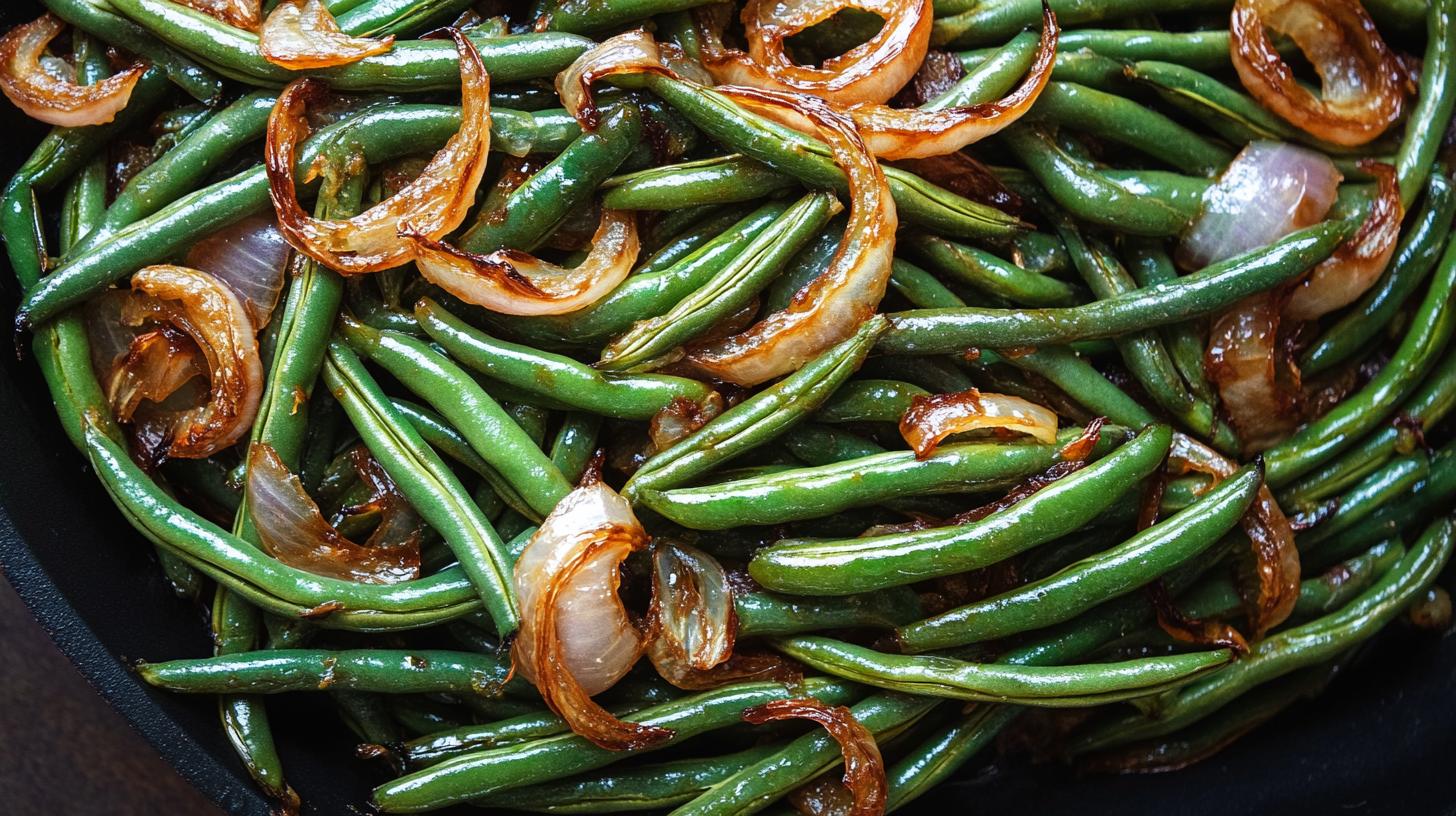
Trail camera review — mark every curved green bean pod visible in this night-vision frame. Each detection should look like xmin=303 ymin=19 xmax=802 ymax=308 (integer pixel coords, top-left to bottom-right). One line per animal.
xmin=1304 ymin=169 xmax=1456 ymax=375
xmin=816 ymin=379 xmax=929 ymax=423
xmin=140 ymin=649 xmax=511 ymax=695
xmin=399 ymin=709 xmax=601 ymax=770
xmin=460 ymin=101 xmax=642 ymax=253
xmin=106 ymin=0 xmax=589 ymax=89
xmin=748 ymin=424 xmax=1169 ymax=595
xmin=213 ymin=587 xmax=297 ymax=807
xmin=1297 ymin=452 xmax=1430 ymax=551
xmin=370 ymin=679 xmax=863 ymax=812
xmin=734 ymin=587 xmax=925 ymax=637
xmin=890 ymin=259 xmax=967 ymax=309
xmin=643 ymin=76 xmax=1025 ymax=240
xmin=776 ymin=636 xmax=1232 ymax=706
xmin=20 ymin=104 xmax=469 ymax=327
xmin=976 ymin=346 xmax=1156 ymax=428
xmin=909 ymin=234 xmax=1082 ymax=307
xmin=1001 ymin=124 xmax=1195 ymax=235
xmin=876 ymin=221 xmax=1350 ymax=354
xmin=622 ymin=316 xmax=886 ymax=502
xmin=322 ymin=342 xmax=519 ymax=633
xmin=1395 ymin=0 xmax=1456 ymax=207
xmin=1071 ymin=515 xmax=1456 ymax=754
xmin=668 ymin=692 xmax=938 ymax=816
xmin=930 ymin=0 xmax=1233 ymax=49
xmin=340 ymin=320 xmax=571 ymax=518
xmin=414 ymin=299 xmax=713 ymax=419
xmin=388 ymin=398 xmax=539 ymax=520
xmin=896 ymin=464 xmax=1260 ymax=652
xmin=1264 ymin=237 xmax=1456 ymax=486
xmin=334 ymin=0 xmax=476 ymax=37
xmin=639 ymin=204 xmax=751 ymax=267
xmin=42 ymin=0 xmax=223 ymax=101
xmin=602 ymin=154 xmax=800 ymax=210
xmin=644 ymin=425 xmax=1126 ymax=530
xmin=550 ymin=412 xmax=603 ymax=485
xmin=476 ymin=744 xmax=786 ymax=813
xmin=1031 ymin=82 xmax=1233 ymax=177
xmin=932 ymin=30 xmax=1039 ymax=108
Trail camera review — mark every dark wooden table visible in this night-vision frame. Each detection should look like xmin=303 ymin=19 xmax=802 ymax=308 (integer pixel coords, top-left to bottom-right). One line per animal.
xmin=0 ymin=576 xmax=224 ymax=816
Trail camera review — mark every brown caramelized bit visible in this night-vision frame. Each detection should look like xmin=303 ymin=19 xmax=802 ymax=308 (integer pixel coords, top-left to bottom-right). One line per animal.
xmin=1147 ymin=579 xmax=1249 ymax=656
xmin=742 ymin=699 xmax=886 ymax=816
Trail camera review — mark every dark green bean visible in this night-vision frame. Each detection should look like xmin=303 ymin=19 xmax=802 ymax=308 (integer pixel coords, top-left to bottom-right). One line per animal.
xmin=933 ymin=30 xmax=1039 ymax=107
xmin=1297 ymin=452 xmax=1430 ymax=551
xmin=1395 ymin=0 xmax=1456 ymax=207
xmin=748 ymin=425 xmax=1169 ymax=595
xmin=602 ymin=154 xmax=800 ymax=210
xmin=139 ymin=649 xmax=512 ymax=695
xmin=816 ymin=379 xmax=929 ymax=423
xmin=335 ymin=0 xmax=476 ymax=37
xmin=387 ymin=398 xmax=540 ymax=521
xmin=1305 ymin=443 xmax=1456 ymax=570
xmin=895 ymin=464 xmax=1260 ymax=651
xmin=539 ymin=0 xmax=713 ymax=33
xmin=877 ymin=221 xmax=1350 ymax=354
xmin=1053 ymin=29 xmax=1237 ymax=71
xmin=735 ymin=587 xmax=926 ymax=637
xmin=909 ymin=233 xmax=1082 ymax=307
xmin=973 ymin=346 xmax=1156 ymax=429
xmin=782 ymin=423 xmax=888 ymax=466
xmin=643 ymin=425 xmax=1125 ymax=530
xmin=550 ymin=412 xmax=603 ymax=485
xmin=930 ymin=0 xmax=1233 ymax=49
xmin=1031 ymin=82 xmax=1233 ymax=177
xmin=889 ymin=259 xmax=967 ymax=309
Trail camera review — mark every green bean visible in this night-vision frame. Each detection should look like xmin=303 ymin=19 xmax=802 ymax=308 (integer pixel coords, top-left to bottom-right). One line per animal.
xmin=211 ymin=588 xmax=297 ymax=808
xmin=340 ymin=319 xmax=572 ymax=519
xmin=335 ymin=689 xmax=404 ymax=746
xmin=1306 ymin=443 xmax=1456 ymax=570
xmin=735 ymin=587 xmax=926 ymax=637
xmin=1053 ymin=29 xmax=1238 ymax=71
xmin=476 ymin=744 xmax=787 ymax=813
xmin=335 ymin=0 xmax=476 ymax=37
xmin=538 ymin=0 xmax=713 ymax=33
xmin=1001 ymin=124 xmax=1194 ymax=235
xmin=622 ymin=316 xmax=887 ymax=502
xmin=876 ymin=221 xmax=1351 ymax=354
xmin=1297 ymin=452 xmax=1430 ymax=551
xmin=321 ymin=341 xmax=519 ymax=632
xmin=387 ymin=398 xmax=540 ymax=521
xmin=896 ymin=464 xmax=1260 ymax=652
xmin=961 ymin=47 xmax=1135 ymax=93
xmin=600 ymin=192 xmax=838 ymax=371
xmin=889 ymin=259 xmax=967 ymax=309
xmin=1395 ymin=0 xmax=1456 ymax=207
xmin=504 ymin=401 xmax=552 ymax=449
xmin=1295 ymin=540 xmax=1407 ymax=620
xmin=550 ymin=413 xmax=604 ymax=485
xmin=106 ymin=0 xmax=590 ymax=89
xmin=1263 ymin=236 xmax=1456 ymax=487
xmin=43 ymin=0 xmax=223 ymax=101
xmin=782 ymin=423 xmax=888 ymax=466
xmin=460 ymin=101 xmax=642 ymax=254
xmin=816 ymin=380 xmax=929 ymax=423
xmin=20 ymin=104 xmax=470 ymax=327
xmin=882 ymin=704 xmax=1021 ymax=812
xmin=643 ymin=425 xmax=1126 ymax=530
xmin=931 ymin=30 xmax=1039 ymax=108
xmin=390 ymin=696 xmax=472 ymax=738
xmin=1304 ymin=169 xmax=1456 ymax=375
xmin=1123 ymin=236 xmax=1217 ymax=403
xmin=399 ymin=709 xmax=592 ymax=770
xmin=974 ymin=347 xmax=1157 ymax=429
xmin=930 ymin=0 xmax=1233 ymax=49
xmin=370 ymin=679 xmax=863 ymax=812
xmin=908 ymin=233 xmax=1082 ymax=307
xmin=640 ymin=204 xmax=745 ymax=261
xmin=602 ymin=155 xmax=800 ymax=210
xmin=140 ymin=649 xmax=512 ymax=695
xmin=748 ymin=425 xmax=1169 ymax=595
xmin=668 ymin=692 xmax=938 ymax=816
xmin=642 ymin=76 xmax=1025 ymax=241
xmin=484 ymin=200 xmax=792 ymax=349
xmin=1071 ymin=515 xmax=1456 ymax=754
xmin=1031 ymin=82 xmax=1233 ymax=177
xmin=775 ymin=636 xmax=1232 ymax=706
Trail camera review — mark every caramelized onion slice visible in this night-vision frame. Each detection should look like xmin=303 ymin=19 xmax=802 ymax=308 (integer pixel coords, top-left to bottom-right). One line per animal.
xmin=179 ymin=0 xmax=262 ymax=31
xmin=899 ymin=389 xmax=1059 ymax=459
xmin=1205 ymin=292 xmax=1302 ymax=453
xmin=1231 ymin=0 xmax=1410 ymax=146
xmin=1284 ymin=160 xmax=1403 ymax=320
xmin=648 ymin=541 xmax=799 ymax=690
xmin=265 ymin=28 xmax=488 ymax=274
xmin=1169 ymin=433 xmax=1300 ymax=636
xmin=750 ymin=3 xmax=1056 ymax=160
xmin=408 ymin=208 xmax=639 ymax=316
xmin=556 ymin=29 xmax=679 ymax=130
xmin=123 ymin=265 xmax=264 ymax=460
xmin=696 ymin=0 xmax=932 ymax=107
xmin=685 ymin=88 xmax=896 ymax=386
xmin=742 ymin=699 xmax=886 ymax=816
xmin=1178 ymin=141 xmax=1341 ymax=271
xmin=0 ymin=14 xmax=146 ymax=127
xmin=184 ymin=212 xmax=292 ymax=328
xmin=246 ymin=443 xmax=420 ymax=584
xmin=106 ymin=327 xmax=207 ymax=422
xmin=512 ymin=475 xmax=672 ymax=750
xmin=260 ymin=0 xmax=394 ymax=70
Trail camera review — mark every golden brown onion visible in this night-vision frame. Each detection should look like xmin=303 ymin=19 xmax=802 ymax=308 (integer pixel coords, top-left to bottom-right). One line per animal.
xmin=1231 ymin=0 xmax=1410 ymax=146
xmin=512 ymin=474 xmax=673 ymax=750
xmin=556 ymin=29 xmax=680 ymax=129
xmin=696 ymin=0 xmax=932 ymax=107
xmin=246 ymin=443 xmax=420 ymax=584
xmin=260 ymin=0 xmax=394 ymax=70
xmin=408 ymin=207 xmax=638 ymax=316
xmin=742 ymin=699 xmax=886 ymax=816
xmin=265 ymin=28 xmax=488 ymax=274
xmin=123 ymin=265 xmax=265 ymax=459
xmin=1169 ymin=433 xmax=1300 ymax=636
xmin=105 ymin=327 xmax=207 ymax=423
xmin=685 ymin=88 xmax=896 ymax=386
xmin=1205 ymin=292 xmax=1302 ymax=453
xmin=647 ymin=541 xmax=799 ymax=690
xmin=898 ymin=389 xmax=1059 ymax=459
xmin=1284 ymin=160 xmax=1403 ymax=320
xmin=179 ymin=0 xmax=262 ymax=30
xmin=0 ymin=14 xmax=146 ymax=127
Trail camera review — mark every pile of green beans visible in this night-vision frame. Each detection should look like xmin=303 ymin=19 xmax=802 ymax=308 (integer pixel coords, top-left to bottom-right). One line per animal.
xmin=6 ymin=0 xmax=1456 ymax=811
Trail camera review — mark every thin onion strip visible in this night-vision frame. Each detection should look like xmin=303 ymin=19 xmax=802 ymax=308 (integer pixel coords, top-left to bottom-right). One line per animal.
xmin=0 ymin=14 xmax=146 ymax=127
xmin=899 ymin=389 xmax=1060 ymax=459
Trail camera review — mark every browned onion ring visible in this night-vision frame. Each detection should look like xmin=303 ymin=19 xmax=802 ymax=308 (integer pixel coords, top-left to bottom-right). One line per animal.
xmin=260 ymin=0 xmax=394 ymax=70
xmin=742 ymin=699 xmax=887 ymax=816
xmin=0 ymin=14 xmax=146 ymax=127
xmin=898 ymin=389 xmax=1059 ymax=459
